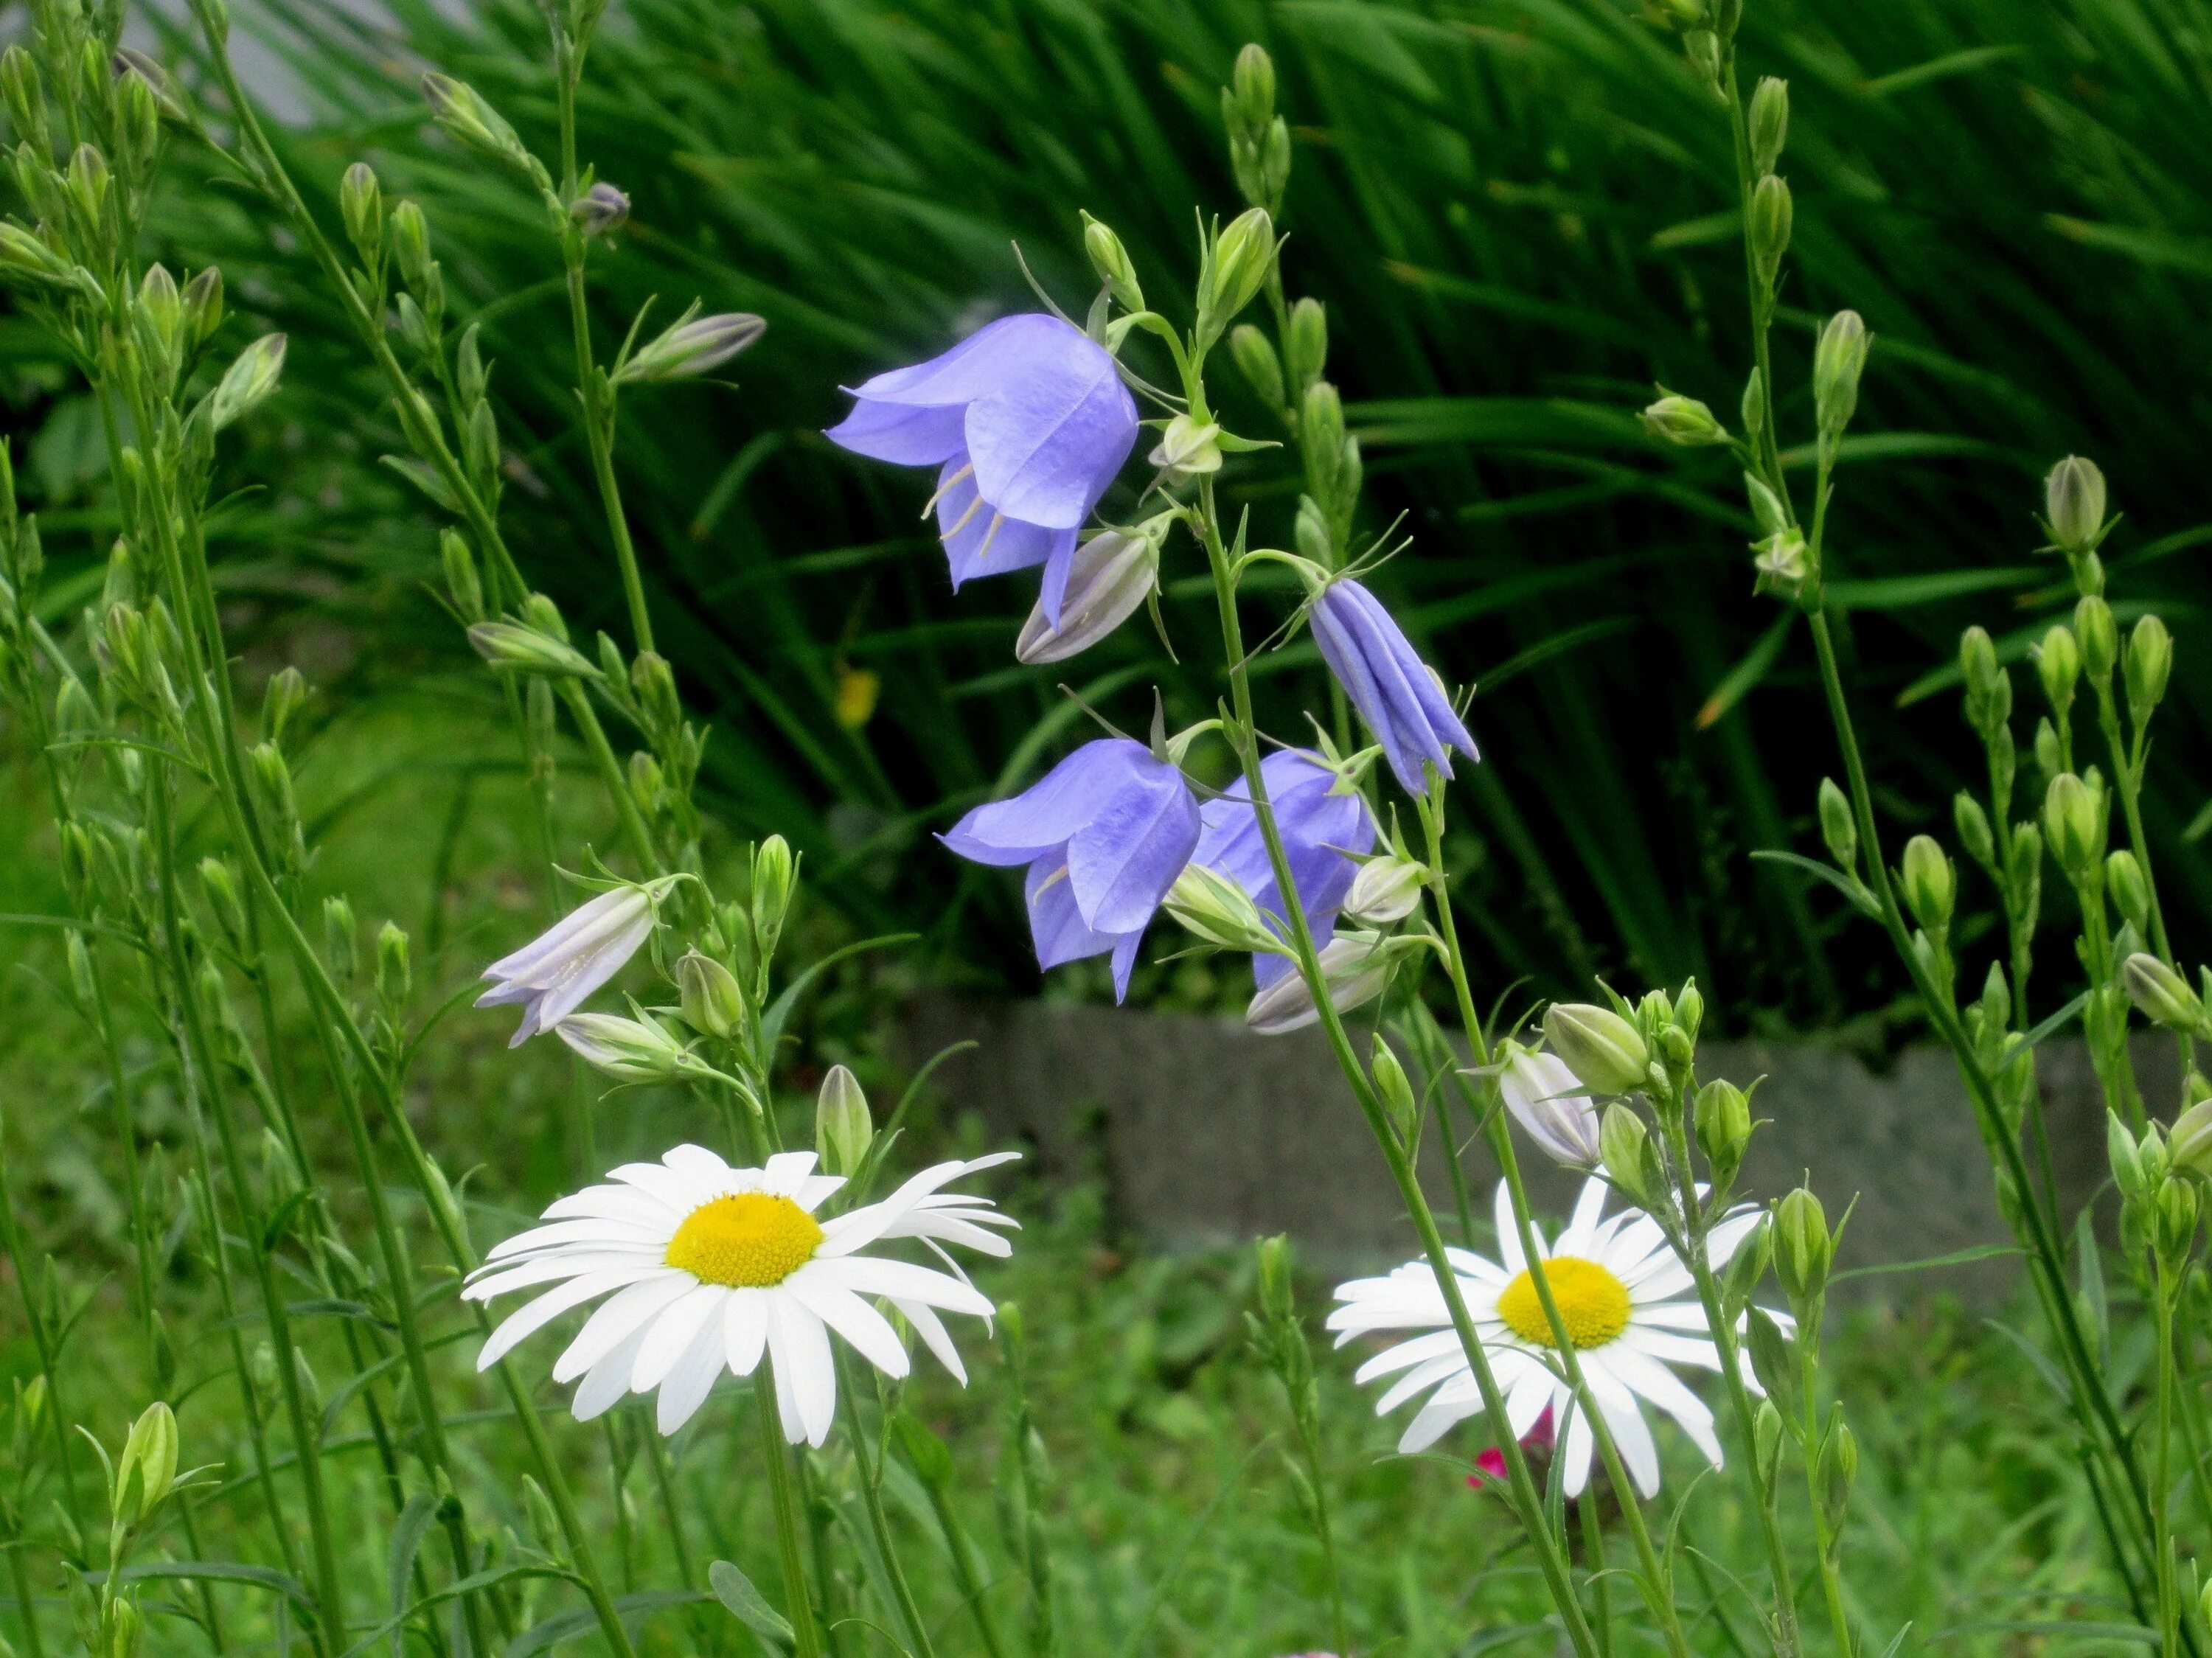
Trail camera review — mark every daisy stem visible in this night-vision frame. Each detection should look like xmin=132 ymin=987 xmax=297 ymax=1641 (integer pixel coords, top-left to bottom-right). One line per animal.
xmin=1578 ymin=1490 xmax=1613 ymax=1658
xmin=1192 ymin=476 xmax=1599 ymax=1658
xmin=837 ymin=1353 xmax=938 ymax=1658
xmin=755 ymin=1370 xmax=827 ymax=1658
xmin=6 ymin=1518 xmax=48 ymax=1658
xmin=1416 ymin=790 xmax=1700 ymax=1658
xmin=1655 ymin=1098 xmax=1806 ymax=1658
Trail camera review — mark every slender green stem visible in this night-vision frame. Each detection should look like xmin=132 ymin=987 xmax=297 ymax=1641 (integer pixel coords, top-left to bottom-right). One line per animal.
xmin=1579 ymin=1491 xmax=1612 ymax=1658
xmin=2156 ymin=1260 xmax=2180 ymax=1658
xmin=1794 ymin=1328 xmax=1856 ymax=1657
xmin=7 ymin=1530 xmax=48 ymax=1658
xmin=838 ymin=1358 xmax=936 ymax=1658
xmin=756 ymin=1375 xmax=827 ymax=1658
xmin=1192 ymin=478 xmax=1598 ymax=1658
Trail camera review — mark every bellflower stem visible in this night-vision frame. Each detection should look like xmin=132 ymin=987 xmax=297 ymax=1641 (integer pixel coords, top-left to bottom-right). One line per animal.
xmin=1193 ymin=476 xmax=1599 ymax=1658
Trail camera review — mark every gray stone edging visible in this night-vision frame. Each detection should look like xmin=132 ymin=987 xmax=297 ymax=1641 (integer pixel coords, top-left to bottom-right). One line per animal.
xmin=901 ymin=995 xmax=2148 ymax=1303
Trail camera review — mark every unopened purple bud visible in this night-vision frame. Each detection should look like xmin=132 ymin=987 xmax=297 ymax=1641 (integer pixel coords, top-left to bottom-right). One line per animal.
xmin=571 ymin=181 xmax=630 ymax=237
xmin=1309 ymin=579 xmax=1478 ymax=796
xmin=616 ymin=310 xmax=765 ymax=384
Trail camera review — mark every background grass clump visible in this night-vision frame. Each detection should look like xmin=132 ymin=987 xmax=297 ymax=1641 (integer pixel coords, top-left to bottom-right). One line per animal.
xmin=24 ymin=0 xmax=2201 ymax=1033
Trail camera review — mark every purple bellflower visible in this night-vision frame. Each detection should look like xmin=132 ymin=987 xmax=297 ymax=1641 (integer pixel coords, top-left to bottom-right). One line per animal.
xmin=825 ymin=315 xmax=1138 ymax=620
xmin=942 ymin=738 xmax=1199 ymax=1000
xmin=1196 ymin=750 xmax=1375 ymax=987
xmin=1310 ymin=579 xmax=1478 ymax=795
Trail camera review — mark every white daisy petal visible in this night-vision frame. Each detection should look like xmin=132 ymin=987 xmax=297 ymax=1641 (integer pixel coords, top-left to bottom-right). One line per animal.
xmin=465 ymin=1250 xmax=661 ymax=1303
xmin=554 ymin=1272 xmax=695 ymax=1383
xmin=1560 ymin=1398 xmax=1597 ymax=1498
xmin=763 ymin=1151 xmax=820 ymax=1196
xmin=1584 ymin=1359 xmax=1660 ymax=1497
xmin=656 ymin=1308 xmax=731 ymax=1435
xmin=1493 ymin=1182 xmax=1528 ymax=1273
xmin=896 ymin=1300 xmax=967 ymax=1384
xmin=1604 ymin=1343 xmax=1724 ymax=1468
xmin=573 ymin=1323 xmax=653 ymax=1421
xmin=633 ymin=1284 xmax=729 ymax=1391
xmin=726 ymin=1289 xmax=771 ymax=1376
xmin=810 ymin=1255 xmax=994 ymax=1317
xmin=479 ymin=1269 xmax=641 ymax=1371
xmin=784 ymin=1272 xmax=911 ymax=1379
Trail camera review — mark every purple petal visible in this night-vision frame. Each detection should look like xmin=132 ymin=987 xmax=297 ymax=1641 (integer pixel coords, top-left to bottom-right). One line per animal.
xmin=933 ymin=459 xmax=1070 ymax=584
xmin=941 ymin=738 xmax=1159 ymax=868
xmin=1312 ymin=582 xmax=1477 ymax=795
xmin=963 ymin=329 xmax=1138 ymax=530
xmin=1023 ymin=859 xmax=1124 ymax=971
xmin=1064 ymin=757 xmax=1200 ymax=935
xmin=822 ymin=399 xmax=968 ymax=467
xmin=839 ymin=315 xmax=1055 ymax=407
xmin=1197 ymin=750 xmax=1374 ymax=933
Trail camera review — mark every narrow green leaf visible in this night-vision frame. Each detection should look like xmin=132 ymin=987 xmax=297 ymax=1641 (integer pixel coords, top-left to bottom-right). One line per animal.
xmin=709 ymin=1560 xmax=794 ymax=1650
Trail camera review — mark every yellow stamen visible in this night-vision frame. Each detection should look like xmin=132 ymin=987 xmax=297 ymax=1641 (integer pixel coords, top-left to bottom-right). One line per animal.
xmin=1496 ymin=1255 xmax=1630 ymax=1349
xmin=665 ymin=1193 xmax=824 ymax=1288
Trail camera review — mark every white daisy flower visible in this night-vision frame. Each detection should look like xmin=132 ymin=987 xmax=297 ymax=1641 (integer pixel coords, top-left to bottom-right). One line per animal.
xmin=465 ymin=1145 xmax=1019 ymax=1443
xmin=1328 ymin=1175 xmax=1773 ymax=1499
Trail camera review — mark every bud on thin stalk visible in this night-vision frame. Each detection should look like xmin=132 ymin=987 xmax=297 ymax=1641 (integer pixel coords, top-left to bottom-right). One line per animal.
xmin=815 ymin=1065 xmax=874 ymax=1176
xmin=1543 ymin=1002 xmax=1649 ymax=1096
xmin=615 ymin=308 xmax=765 ymax=384
xmin=1748 ymin=76 xmax=1788 ymax=175
xmin=2045 ymin=455 xmax=2107 ymax=557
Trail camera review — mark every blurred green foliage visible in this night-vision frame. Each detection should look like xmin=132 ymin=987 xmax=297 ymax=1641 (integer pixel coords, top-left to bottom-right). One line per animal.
xmin=13 ymin=0 xmax=2212 ymax=1031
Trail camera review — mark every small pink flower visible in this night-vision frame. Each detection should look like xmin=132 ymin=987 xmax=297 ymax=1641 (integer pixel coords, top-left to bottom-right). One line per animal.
xmin=1466 ymin=1406 xmax=1556 ymax=1490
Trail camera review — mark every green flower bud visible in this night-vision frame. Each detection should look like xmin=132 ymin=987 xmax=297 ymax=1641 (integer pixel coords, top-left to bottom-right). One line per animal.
xmin=321 ymin=894 xmax=357 ymax=986
xmin=1230 ymin=43 xmax=1276 ymax=133
xmin=1543 ymin=1002 xmax=1650 ymax=1096
xmin=1080 ymin=211 xmax=1143 ymax=313
xmin=1747 ymin=173 xmax=1792 ymax=288
xmin=1959 ymin=625 xmax=2011 ymax=735
xmin=1640 ymin=390 xmax=1728 ymax=446
xmin=1228 ymin=324 xmax=1285 ymax=411
xmin=206 ymin=332 xmax=286 ymax=431
xmin=1147 ymin=412 xmax=1222 ymax=481
xmin=467 ymin=620 xmax=599 ymax=679
xmin=136 ymin=262 xmax=181 ymax=358
xmin=1818 ymin=777 xmax=1857 ymax=874
xmin=117 ymin=1400 xmax=178 ymax=1522
xmin=2109 ymin=1110 xmax=2149 ymax=1199
xmin=1695 ymin=1077 xmax=1753 ymax=1185
xmin=751 ymin=835 xmax=796 ymax=958
xmin=1953 ymin=793 xmax=1994 ymax=871
xmin=2042 ymin=772 xmax=2103 ymax=879
xmin=2044 ymin=455 xmax=2107 ymax=555
xmin=1773 ymin=1185 xmax=1832 ymax=1306
xmin=181 ymin=265 xmax=223 ymax=351
xmin=1344 ymin=854 xmax=1427 ymax=926
xmin=421 ymin=73 xmax=539 ymax=178
xmin=1599 ymin=1101 xmax=1652 ymax=1208
xmin=1372 ymin=1037 xmax=1419 ymax=1148
xmin=1197 ymin=207 xmax=1275 ymax=337
xmin=815 ymin=1064 xmax=874 ymax=1176
xmin=441 ymin=529 xmax=484 ymax=624
xmin=2170 ymin=1097 xmax=2212 ymax=1180
xmin=555 ymin=1011 xmax=700 ymax=1085
xmin=673 ymin=951 xmax=745 ymax=1040
xmin=389 ymin=198 xmax=435 ymax=295
xmin=1815 ymin=1410 xmax=1857 ymax=1531
xmin=2107 ymin=851 xmax=2150 ymax=935
xmin=1812 ymin=310 xmax=1869 ymax=438
xmin=615 ymin=309 xmax=764 ymax=384
xmin=2123 ymin=952 xmax=2202 ymax=1034
xmin=2034 ymin=717 xmax=2063 ymax=784
xmin=2034 ymin=624 xmax=2079 ymax=717
xmin=1751 ymin=526 xmax=1812 ymax=599
xmin=2126 ymin=613 xmax=2172 ymax=722
xmin=1164 ymin=862 xmax=1282 ymax=955
xmin=2157 ymin=1176 xmax=2199 ymax=1265
xmin=1900 ymin=835 xmax=1955 ymax=932
xmin=1748 ymin=76 xmax=1788 ymax=175
xmin=1256 ymin=1233 xmax=1295 ymax=1325
xmin=2073 ymin=595 xmax=2118 ymax=682
xmin=1284 ymin=297 xmax=1328 ymax=396
xmin=1753 ymin=1397 xmax=1785 ymax=1488
xmin=339 ymin=161 xmax=383 ymax=263
xmin=1740 ymin=369 xmax=1769 ymax=449
xmin=1674 ymin=980 xmax=1704 ymax=1041
xmin=0 ymin=219 xmax=77 ymax=289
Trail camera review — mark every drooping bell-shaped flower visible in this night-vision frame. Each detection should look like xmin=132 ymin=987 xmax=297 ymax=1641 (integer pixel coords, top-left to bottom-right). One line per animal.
xmin=825 ymin=315 xmax=1139 ymax=616
xmin=478 ymin=880 xmax=672 ymax=1047
xmin=1495 ymin=1041 xmax=1601 ymax=1167
xmin=942 ymin=738 xmax=1199 ymax=1000
xmin=1309 ymin=579 xmax=1478 ymax=795
xmin=1195 ymin=750 xmax=1374 ymax=987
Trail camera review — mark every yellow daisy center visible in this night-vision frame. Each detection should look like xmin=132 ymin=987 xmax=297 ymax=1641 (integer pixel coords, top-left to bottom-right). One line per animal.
xmin=1496 ymin=1255 xmax=1631 ymax=1349
xmin=664 ymin=1193 xmax=824 ymax=1288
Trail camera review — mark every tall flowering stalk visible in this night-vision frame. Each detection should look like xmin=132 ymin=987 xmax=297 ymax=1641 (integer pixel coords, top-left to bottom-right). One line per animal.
xmin=1629 ymin=4 xmax=2212 ymax=1649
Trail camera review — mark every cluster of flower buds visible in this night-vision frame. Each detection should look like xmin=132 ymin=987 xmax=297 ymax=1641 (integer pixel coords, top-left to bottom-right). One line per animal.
xmin=1220 ymin=44 xmax=1290 ymax=217
xmin=2110 ymin=1112 xmax=2202 ymax=1272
